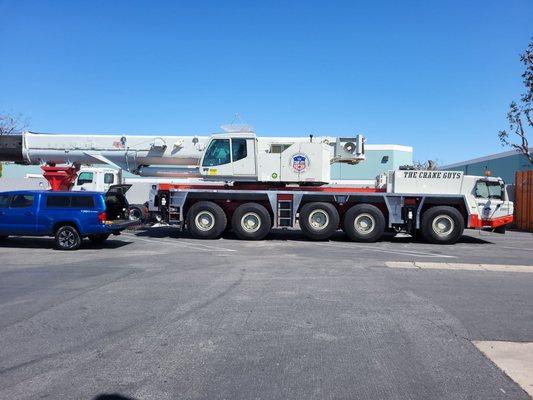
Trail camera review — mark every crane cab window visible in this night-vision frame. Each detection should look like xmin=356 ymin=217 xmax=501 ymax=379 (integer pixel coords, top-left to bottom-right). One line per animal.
xmin=475 ymin=181 xmax=503 ymax=200
xmin=202 ymin=139 xmax=231 ymax=166
xmin=104 ymin=173 xmax=115 ymax=184
xmin=77 ymin=172 xmax=94 ymax=185
xmin=232 ymin=138 xmax=248 ymax=162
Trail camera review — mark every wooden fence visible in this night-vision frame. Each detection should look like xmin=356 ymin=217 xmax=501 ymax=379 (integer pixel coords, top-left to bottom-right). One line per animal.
xmin=514 ymin=170 xmax=533 ymax=232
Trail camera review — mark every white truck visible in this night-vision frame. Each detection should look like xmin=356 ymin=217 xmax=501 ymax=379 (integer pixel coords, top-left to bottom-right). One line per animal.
xmin=151 ymin=168 xmax=513 ymax=245
xmin=0 ymin=131 xmax=513 ymax=244
xmin=69 ymin=166 xmax=194 ymax=220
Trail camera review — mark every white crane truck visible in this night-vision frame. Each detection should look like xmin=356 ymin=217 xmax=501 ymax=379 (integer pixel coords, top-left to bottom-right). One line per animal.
xmin=0 ymin=131 xmax=513 ymax=244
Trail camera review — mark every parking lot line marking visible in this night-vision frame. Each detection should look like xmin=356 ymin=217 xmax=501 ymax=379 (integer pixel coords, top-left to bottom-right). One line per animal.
xmin=499 ymin=246 xmax=533 ymax=252
xmin=386 ymin=262 xmax=533 ymax=273
xmin=121 ymin=233 xmax=236 ymax=252
xmin=176 ymin=240 xmax=239 ymax=252
xmin=313 ymin=242 xmax=456 ymax=258
xmin=473 ymin=341 xmax=533 ymax=396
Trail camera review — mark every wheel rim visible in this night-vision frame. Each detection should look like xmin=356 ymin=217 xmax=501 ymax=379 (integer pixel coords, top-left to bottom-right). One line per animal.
xmin=195 ymin=211 xmax=215 ymax=231
xmin=354 ymin=213 xmax=375 ymax=234
xmin=432 ymin=215 xmax=454 ymax=236
xmin=308 ymin=209 xmax=329 ymax=231
xmin=58 ymin=229 xmax=76 ymax=248
xmin=241 ymin=212 xmax=261 ymax=233
xmin=129 ymin=208 xmax=142 ymax=221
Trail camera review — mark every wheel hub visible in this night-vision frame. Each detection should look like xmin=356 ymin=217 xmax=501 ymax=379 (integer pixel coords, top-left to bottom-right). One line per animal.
xmin=432 ymin=215 xmax=454 ymax=236
xmin=354 ymin=213 xmax=375 ymax=234
xmin=195 ymin=211 xmax=215 ymax=231
xmin=59 ymin=230 xmax=75 ymax=247
xmin=309 ymin=210 xmax=329 ymax=230
xmin=241 ymin=212 xmax=261 ymax=233
xmin=129 ymin=208 xmax=142 ymax=221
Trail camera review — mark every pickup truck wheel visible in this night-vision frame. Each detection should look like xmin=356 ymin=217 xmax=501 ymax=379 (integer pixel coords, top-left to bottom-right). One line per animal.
xmin=420 ymin=206 xmax=464 ymax=244
xmin=299 ymin=202 xmax=339 ymax=240
xmin=232 ymin=203 xmax=271 ymax=240
xmin=186 ymin=201 xmax=227 ymax=239
xmin=0 ymin=235 xmax=8 ymax=240
xmin=55 ymin=225 xmax=82 ymax=250
xmin=343 ymin=204 xmax=385 ymax=242
xmin=89 ymin=234 xmax=110 ymax=245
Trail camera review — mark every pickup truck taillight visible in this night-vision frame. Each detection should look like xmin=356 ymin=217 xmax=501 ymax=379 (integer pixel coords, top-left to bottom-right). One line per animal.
xmin=98 ymin=212 xmax=107 ymax=223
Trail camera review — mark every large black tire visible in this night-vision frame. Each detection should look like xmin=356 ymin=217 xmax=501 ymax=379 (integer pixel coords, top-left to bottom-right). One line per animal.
xmin=232 ymin=203 xmax=271 ymax=240
xmin=128 ymin=205 xmax=146 ymax=222
xmin=494 ymin=225 xmax=507 ymax=234
xmin=420 ymin=206 xmax=465 ymax=244
xmin=55 ymin=225 xmax=82 ymax=250
xmin=0 ymin=235 xmax=8 ymax=240
xmin=186 ymin=201 xmax=227 ymax=239
xmin=89 ymin=234 xmax=110 ymax=245
xmin=298 ymin=202 xmax=340 ymax=240
xmin=343 ymin=204 xmax=386 ymax=243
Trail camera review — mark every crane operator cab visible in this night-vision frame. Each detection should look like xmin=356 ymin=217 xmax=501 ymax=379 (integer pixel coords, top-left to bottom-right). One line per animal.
xmin=200 ymin=133 xmax=257 ymax=181
xmin=199 ymin=133 xmax=365 ymax=184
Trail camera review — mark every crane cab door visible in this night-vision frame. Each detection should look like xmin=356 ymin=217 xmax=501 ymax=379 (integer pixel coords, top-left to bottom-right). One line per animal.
xmin=231 ymin=138 xmax=256 ymax=177
xmin=201 ymin=137 xmax=257 ymax=180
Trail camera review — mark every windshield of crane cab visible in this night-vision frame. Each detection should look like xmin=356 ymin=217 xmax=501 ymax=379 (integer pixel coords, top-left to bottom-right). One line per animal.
xmin=202 ymin=139 xmax=231 ymax=166
xmin=475 ymin=180 xmax=503 ymax=200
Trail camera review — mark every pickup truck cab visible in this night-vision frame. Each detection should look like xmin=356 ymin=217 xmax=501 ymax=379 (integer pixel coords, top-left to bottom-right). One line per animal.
xmin=0 ymin=186 xmax=133 ymax=250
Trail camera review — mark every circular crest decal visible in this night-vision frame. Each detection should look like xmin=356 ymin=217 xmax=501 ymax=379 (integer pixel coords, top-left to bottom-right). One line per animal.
xmin=290 ymin=153 xmax=309 ymax=173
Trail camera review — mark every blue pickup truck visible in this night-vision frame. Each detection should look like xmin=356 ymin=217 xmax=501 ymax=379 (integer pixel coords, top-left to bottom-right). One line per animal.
xmin=0 ymin=186 xmax=134 ymax=250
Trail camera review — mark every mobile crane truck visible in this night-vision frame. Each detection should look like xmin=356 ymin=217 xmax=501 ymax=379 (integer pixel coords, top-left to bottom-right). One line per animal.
xmin=0 ymin=130 xmax=513 ymax=244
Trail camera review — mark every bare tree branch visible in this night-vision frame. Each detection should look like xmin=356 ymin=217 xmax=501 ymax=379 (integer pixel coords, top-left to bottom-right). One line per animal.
xmin=499 ymin=38 xmax=533 ymax=165
xmin=0 ymin=113 xmax=28 ymax=135
xmin=413 ymin=159 xmax=439 ymax=170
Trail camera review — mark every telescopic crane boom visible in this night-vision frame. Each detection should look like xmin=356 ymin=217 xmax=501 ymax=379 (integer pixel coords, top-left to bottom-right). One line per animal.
xmin=0 ymin=131 xmax=365 ymax=185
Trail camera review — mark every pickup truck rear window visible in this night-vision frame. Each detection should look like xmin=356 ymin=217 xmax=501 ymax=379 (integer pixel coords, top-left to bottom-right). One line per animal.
xmin=71 ymin=196 xmax=95 ymax=208
xmin=46 ymin=195 xmax=95 ymax=208
xmin=46 ymin=196 xmax=71 ymax=207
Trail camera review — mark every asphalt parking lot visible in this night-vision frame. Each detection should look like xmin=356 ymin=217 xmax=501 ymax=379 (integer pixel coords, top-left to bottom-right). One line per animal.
xmin=0 ymin=228 xmax=532 ymax=400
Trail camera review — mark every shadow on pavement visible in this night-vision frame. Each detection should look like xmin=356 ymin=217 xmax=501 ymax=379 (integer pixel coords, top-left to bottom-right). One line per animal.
xmin=0 ymin=237 xmax=132 ymax=250
xmin=93 ymin=394 xmax=137 ymax=400
xmin=127 ymin=226 xmax=493 ymax=245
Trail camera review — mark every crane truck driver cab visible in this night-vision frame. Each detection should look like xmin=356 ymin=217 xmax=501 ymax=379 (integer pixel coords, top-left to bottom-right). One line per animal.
xmin=200 ymin=134 xmax=257 ymax=180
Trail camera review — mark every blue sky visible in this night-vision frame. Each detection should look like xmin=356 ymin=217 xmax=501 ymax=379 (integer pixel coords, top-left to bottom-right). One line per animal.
xmin=0 ymin=0 xmax=531 ymax=164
